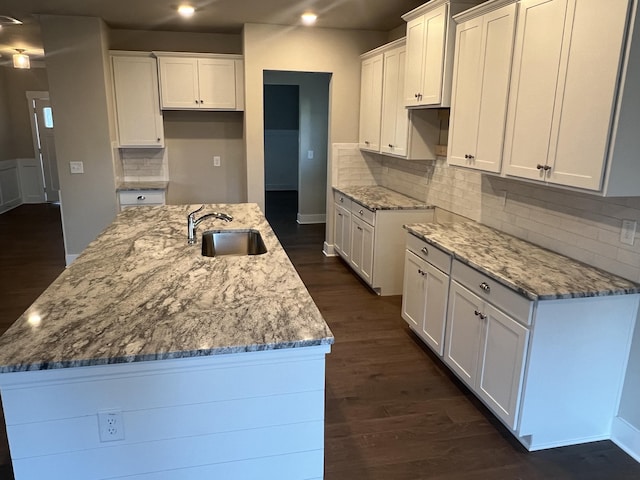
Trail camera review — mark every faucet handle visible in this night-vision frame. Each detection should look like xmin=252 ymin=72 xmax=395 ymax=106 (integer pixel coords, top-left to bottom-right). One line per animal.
xmin=188 ymin=205 xmax=205 ymax=218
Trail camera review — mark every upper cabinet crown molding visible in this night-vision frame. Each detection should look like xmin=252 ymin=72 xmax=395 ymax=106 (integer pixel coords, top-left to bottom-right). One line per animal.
xmin=402 ymin=0 xmax=485 ymax=108
xmin=153 ymin=52 xmax=244 ymax=112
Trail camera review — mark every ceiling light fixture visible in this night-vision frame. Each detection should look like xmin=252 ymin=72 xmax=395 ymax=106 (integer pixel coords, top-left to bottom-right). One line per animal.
xmin=13 ymin=49 xmax=30 ymax=69
xmin=177 ymin=4 xmax=195 ymax=18
xmin=0 ymin=15 xmax=23 ymax=26
xmin=301 ymin=12 xmax=318 ymax=26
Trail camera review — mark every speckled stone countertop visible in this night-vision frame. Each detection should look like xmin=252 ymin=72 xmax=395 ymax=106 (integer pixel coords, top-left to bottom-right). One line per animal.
xmin=405 ymin=222 xmax=640 ymax=301
xmin=0 ymin=204 xmax=334 ymax=373
xmin=116 ymin=181 xmax=169 ymax=191
xmin=334 ymin=185 xmax=433 ymax=211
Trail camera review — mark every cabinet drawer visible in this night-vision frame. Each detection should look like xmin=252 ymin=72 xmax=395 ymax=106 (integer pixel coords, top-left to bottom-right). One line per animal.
xmin=452 ymin=260 xmax=532 ymax=326
xmin=406 ymin=232 xmax=451 ymax=275
xmin=333 ymin=191 xmax=352 ymax=210
xmin=350 ymin=201 xmax=376 ymax=226
xmin=119 ymin=190 xmax=165 ymax=206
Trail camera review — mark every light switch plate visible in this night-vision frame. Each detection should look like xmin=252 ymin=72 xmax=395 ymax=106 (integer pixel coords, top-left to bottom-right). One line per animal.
xmin=69 ymin=161 xmax=84 ymax=174
xmin=307 ymin=150 xmax=314 ymax=160
xmin=213 ymin=156 xmax=221 ymax=167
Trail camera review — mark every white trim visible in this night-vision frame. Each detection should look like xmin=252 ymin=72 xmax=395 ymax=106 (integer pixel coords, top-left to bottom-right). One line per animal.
xmin=65 ymin=254 xmax=79 ymax=266
xmin=612 ymin=417 xmax=640 ymax=463
xmin=297 ymin=213 xmax=326 ymax=224
xmin=323 ymin=241 xmax=336 ymax=257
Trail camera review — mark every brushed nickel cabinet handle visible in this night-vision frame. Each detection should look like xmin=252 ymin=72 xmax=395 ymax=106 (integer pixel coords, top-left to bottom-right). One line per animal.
xmin=421 ymin=246 xmax=429 ymax=256
xmin=137 ymin=195 xmax=145 ymax=201
xmin=479 ymin=282 xmax=491 ymax=292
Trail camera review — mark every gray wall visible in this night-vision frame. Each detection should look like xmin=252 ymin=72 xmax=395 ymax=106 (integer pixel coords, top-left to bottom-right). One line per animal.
xmin=164 ymin=111 xmax=245 ymax=205
xmin=243 ymin=23 xmax=388 ymax=214
xmin=110 ymin=29 xmax=242 ymax=54
xmin=3 ymin=68 xmax=50 ymax=159
xmin=264 ymin=84 xmax=299 ymax=191
xmin=0 ymin=69 xmax=9 ymax=162
xmin=40 ymin=15 xmax=118 ymax=258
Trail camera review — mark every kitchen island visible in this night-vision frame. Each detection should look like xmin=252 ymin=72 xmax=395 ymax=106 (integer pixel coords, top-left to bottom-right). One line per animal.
xmin=0 ymin=204 xmax=334 ymax=480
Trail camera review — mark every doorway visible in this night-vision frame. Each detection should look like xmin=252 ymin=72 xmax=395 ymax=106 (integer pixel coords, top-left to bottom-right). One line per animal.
xmin=27 ymin=91 xmax=60 ymax=202
xmin=263 ymin=71 xmax=330 ymax=229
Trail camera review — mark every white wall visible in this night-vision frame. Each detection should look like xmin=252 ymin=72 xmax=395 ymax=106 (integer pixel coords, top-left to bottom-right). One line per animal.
xmin=40 ymin=15 xmax=118 ymax=258
xmin=0 ymin=69 xmax=10 ymax=162
xmin=243 ymin=23 xmax=389 ymax=220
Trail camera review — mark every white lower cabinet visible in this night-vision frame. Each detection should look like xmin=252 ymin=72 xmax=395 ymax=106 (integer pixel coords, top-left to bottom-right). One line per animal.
xmin=445 ymin=280 xmax=528 ymax=429
xmin=401 ymin=237 xmax=451 ymax=355
xmin=350 ymin=215 xmax=374 ymax=284
xmin=333 ymin=190 xmax=434 ymax=295
xmin=118 ymin=190 xmax=166 ymax=211
xmin=402 ymin=232 xmax=639 ymax=450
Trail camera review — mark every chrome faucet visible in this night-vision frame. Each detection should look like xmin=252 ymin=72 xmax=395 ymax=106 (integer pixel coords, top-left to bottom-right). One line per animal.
xmin=187 ymin=205 xmax=233 ymax=244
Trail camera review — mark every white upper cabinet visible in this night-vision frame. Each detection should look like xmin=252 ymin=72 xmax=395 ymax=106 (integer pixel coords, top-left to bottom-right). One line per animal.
xmin=503 ymin=0 xmax=640 ymax=195
xmin=111 ymin=53 xmax=164 ymax=148
xmin=358 ymin=52 xmax=384 ymax=152
xmin=156 ymin=53 xmax=244 ymax=111
xmin=359 ymin=39 xmax=440 ymax=160
xmin=447 ymin=1 xmax=517 ymax=172
xmin=402 ymin=0 xmax=484 ymax=108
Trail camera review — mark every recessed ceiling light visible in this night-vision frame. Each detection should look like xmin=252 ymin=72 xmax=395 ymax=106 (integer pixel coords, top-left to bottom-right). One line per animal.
xmin=177 ymin=5 xmax=195 ymax=18
xmin=301 ymin=12 xmax=317 ymax=26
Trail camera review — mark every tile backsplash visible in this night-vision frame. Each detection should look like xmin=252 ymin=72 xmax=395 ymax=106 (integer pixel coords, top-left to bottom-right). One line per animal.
xmin=119 ymin=148 xmax=168 ymax=182
xmin=333 ymin=143 xmax=640 ymax=283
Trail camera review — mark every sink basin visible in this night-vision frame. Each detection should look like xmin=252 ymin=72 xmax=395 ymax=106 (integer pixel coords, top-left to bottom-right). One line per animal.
xmin=201 ymin=229 xmax=267 ymax=257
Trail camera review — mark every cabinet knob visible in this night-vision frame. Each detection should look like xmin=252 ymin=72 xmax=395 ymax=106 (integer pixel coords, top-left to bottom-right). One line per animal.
xmin=468 ymin=154 xmax=475 ymax=159
xmin=359 ymin=209 xmax=364 ymax=215
xmin=339 ymin=197 xmax=344 ymax=203
xmin=418 ymin=268 xmax=424 ymax=275
xmin=536 ymin=164 xmax=545 ymax=170
xmin=474 ymin=310 xmax=481 ymax=317
xmin=389 ymin=144 xmax=393 ymax=148
xmin=157 ymin=138 xmax=161 ymax=142
xmin=195 ymin=100 xmax=199 ymax=104
xmin=337 ymin=212 xmax=342 ymax=217
xmin=137 ymin=195 xmax=145 ymax=201
xmin=479 ymin=282 xmax=491 ymax=292
xmin=364 ymin=140 xmax=370 ymax=145
xmin=543 ymin=165 xmax=551 ymax=171
xmin=357 ymin=226 xmax=363 ymax=231
xmin=479 ymin=313 xmax=487 ymax=320
xmin=200 ymin=100 xmax=204 ymax=104
xmin=421 ymin=246 xmax=429 ymax=256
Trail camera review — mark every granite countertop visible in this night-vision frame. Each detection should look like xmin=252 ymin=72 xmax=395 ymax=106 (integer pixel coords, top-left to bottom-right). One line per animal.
xmin=116 ymin=181 xmax=169 ymax=191
xmin=334 ymin=185 xmax=433 ymax=211
xmin=0 ymin=204 xmax=334 ymax=373
xmin=405 ymin=222 xmax=640 ymax=301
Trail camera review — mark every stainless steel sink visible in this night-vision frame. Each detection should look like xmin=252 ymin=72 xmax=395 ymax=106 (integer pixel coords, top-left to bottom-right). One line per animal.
xmin=201 ymin=229 xmax=267 ymax=257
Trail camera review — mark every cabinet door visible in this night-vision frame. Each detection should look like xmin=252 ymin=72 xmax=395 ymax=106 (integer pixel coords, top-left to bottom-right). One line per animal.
xmin=350 ymin=216 xmax=374 ymax=284
xmin=359 ymin=54 xmax=384 ymax=151
xmin=334 ymin=204 xmax=351 ymax=261
xmin=546 ymin=0 xmax=630 ymax=190
xmin=158 ymin=57 xmax=200 ymax=109
xmin=198 ymin=58 xmax=237 ymax=110
xmin=420 ymin=4 xmax=448 ymax=106
xmin=404 ymin=15 xmax=427 ymax=107
xmin=444 ymin=281 xmax=483 ymax=388
xmin=503 ymin=0 xmax=568 ymax=180
xmin=380 ymin=46 xmax=409 ymax=157
xmin=112 ymin=56 xmax=164 ymax=148
xmin=476 ymin=303 xmax=529 ymax=430
xmin=421 ymin=261 xmax=450 ymax=356
xmin=447 ymin=16 xmax=483 ymax=167
xmin=473 ymin=4 xmax=517 ymax=172
xmin=402 ymin=250 xmax=427 ymax=331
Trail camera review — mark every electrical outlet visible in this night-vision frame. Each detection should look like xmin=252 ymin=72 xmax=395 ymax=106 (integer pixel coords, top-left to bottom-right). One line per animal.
xmin=98 ymin=411 xmax=125 ymax=442
xmin=620 ymin=220 xmax=637 ymax=246
xmin=69 ymin=161 xmax=84 ymax=174
xmin=213 ymin=156 xmax=221 ymax=167
xmin=307 ymin=150 xmax=314 ymax=160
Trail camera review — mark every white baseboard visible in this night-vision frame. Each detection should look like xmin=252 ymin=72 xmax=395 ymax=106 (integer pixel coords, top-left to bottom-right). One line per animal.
xmin=65 ymin=254 xmax=79 ymax=266
xmin=612 ymin=416 xmax=640 ymax=462
xmin=297 ymin=213 xmax=326 ymax=224
xmin=323 ymin=242 xmax=336 ymax=257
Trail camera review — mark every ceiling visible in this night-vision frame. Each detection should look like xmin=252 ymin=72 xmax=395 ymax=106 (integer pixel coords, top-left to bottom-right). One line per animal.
xmin=0 ymin=0 xmax=425 ymax=65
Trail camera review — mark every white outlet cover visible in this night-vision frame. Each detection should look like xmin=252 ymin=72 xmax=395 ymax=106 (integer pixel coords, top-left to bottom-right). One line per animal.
xmin=98 ymin=411 xmax=125 ymax=442
xmin=213 ymin=156 xmax=221 ymax=166
xmin=307 ymin=150 xmax=314 ymax=159
xmin=69 ymin=161 xmax=84 ymax=174
xmin=620 ymin=220 xmax=636 ymax=246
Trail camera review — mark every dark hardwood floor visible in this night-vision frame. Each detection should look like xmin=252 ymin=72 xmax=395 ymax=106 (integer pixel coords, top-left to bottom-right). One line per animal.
xmin=0 ymin=196 xmax=638 ymax=479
